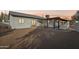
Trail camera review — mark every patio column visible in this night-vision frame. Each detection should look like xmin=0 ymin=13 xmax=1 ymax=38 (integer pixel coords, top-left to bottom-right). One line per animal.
xmin=47 ymin=19 xmax=48 ymax=27
xmin=53 ymin=20 xmax=56 ymax=29
xmin=45 ymin=15 xmax=50 ymax=28
xmin=58 ymin=20 xmax=60 ymax=29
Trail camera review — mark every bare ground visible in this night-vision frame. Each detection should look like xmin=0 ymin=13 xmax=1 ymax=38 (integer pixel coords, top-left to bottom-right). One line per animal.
xmin=0 ymin=28 xmax=36 ymax=49
xmin=0 ymin=27 xmax=79 ymax=49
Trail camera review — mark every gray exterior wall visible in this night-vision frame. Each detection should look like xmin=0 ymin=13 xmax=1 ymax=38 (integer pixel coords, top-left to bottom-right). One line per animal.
xmin=60 ymin=21 xmax=70 ymax=29
xmin=74 ymin=23 xmax=79 ymax=31
xmin=42 ymin=20 xmax=70 ymax=29
xmin=74 ymin=23 xmax=79 ymax=32
xmin=10 ymin=15 xmax=41 ymax=29
xmin=70 ymin=21 xmax=79 ymax=32
xmin=9 ymin=15 xmax=69 ymax=29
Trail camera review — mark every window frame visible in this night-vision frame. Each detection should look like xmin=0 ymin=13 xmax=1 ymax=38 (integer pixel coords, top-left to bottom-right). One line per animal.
xmin=18 ymin=18 xmax=24 ymax=24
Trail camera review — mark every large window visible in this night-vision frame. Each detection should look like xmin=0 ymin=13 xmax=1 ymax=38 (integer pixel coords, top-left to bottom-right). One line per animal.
xmin=19 ymin=18 xmax=24 ymax=24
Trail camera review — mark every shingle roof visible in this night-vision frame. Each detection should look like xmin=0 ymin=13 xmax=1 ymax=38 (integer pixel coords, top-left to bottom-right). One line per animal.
xmin=9 ymin=11 xmax=45 ymax=19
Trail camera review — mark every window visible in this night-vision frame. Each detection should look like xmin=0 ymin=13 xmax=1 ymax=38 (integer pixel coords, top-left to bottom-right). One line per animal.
xmin=21 ymin=19 xmax=24 ymax=23
xmin=19 ymin=18 xmax=24 ymax=24
xmin=32 ymin=19 xmax=36 ymax=26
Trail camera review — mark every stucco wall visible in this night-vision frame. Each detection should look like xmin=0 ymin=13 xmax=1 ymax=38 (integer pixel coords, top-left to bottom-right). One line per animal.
xmin=10 ymin=15 xmax=41 ymax=29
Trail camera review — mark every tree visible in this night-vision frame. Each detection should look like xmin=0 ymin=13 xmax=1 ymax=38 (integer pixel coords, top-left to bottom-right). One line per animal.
xmin=72 ymin=11 xmax=79 ymax=21
xmin=0 ymin=12 xmax=3 ymax=22
xmin=71 ymin=11 xmax=79 ymax=25
xmin=4 ymin=13 xmax=9 ymax=22
xmin=0 ymin=12 xmax=9 ymax=22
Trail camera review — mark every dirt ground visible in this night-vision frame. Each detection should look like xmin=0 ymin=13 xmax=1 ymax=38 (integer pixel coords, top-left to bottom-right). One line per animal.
xmin=0 ymin=28 xmax=36 ymax=49
xmin=0 ymin=27 xmax=79 ymax=49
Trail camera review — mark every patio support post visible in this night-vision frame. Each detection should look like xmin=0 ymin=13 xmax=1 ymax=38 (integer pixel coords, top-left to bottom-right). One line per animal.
xmin=47 ymin=19 xmax=48 ymax=27
xmin=53 ymin=20 xmax=56 ymax=29
xmin=58 ymin=20 xmax=60 ymax=29
xmin=45 ymin=15 xmax=50 ymax=28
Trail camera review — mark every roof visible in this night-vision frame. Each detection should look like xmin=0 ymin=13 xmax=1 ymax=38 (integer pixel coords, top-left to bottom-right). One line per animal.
xmin=44 ymin=17 xmax=70 ymax=21
xmin=9 ymin=11 xmax=45 ymax=19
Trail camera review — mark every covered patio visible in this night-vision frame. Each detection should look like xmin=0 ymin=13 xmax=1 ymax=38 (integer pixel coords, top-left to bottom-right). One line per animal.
xmin=42 ymin=16 xmax=70 ymax=29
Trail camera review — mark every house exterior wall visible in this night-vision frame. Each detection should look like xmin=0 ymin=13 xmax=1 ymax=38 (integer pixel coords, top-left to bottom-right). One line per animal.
xmin=60 ymin=21 xmax=70 ymax=29
xmin=70 ymin=20 xmax=79 ymax=32
xmin=10 ymin=15 xmax=41 ymax=29
xmin=35 ymin=19 xmax=41 ymax=27
xmin=43 ymin=20 xmax=70 ymax=29
xmin=74 ymin=22 xmax=79 ymax=32
xmin=48 ymin=20 xmax=54 ymax=27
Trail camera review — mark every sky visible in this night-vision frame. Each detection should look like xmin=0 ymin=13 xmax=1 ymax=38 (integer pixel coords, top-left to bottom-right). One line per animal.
xmin=0 ymin=10 xmax=77 ymax=19
xmin=15 ymin=10 xmax=77 ymax=19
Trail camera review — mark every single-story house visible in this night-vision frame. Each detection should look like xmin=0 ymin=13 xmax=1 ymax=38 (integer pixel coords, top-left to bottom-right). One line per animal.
xmin=9 ymin=11 xmax=44 ymax=29
xmin=8 ymin=11 xmax=70 ymax=30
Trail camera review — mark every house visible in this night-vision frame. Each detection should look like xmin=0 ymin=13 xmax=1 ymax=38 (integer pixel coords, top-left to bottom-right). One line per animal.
xmin=9 ymin=11 xmax=44 ymax=29
xmin=42 ymin=16 xmax=70 ymax=30
xmin=8 ymin=11 xmax=70 ymax=30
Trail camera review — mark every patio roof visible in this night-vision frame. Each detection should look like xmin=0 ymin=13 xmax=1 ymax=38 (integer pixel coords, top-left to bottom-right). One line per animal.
xmin=44 ymin=17 xmax=70 ymax=21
